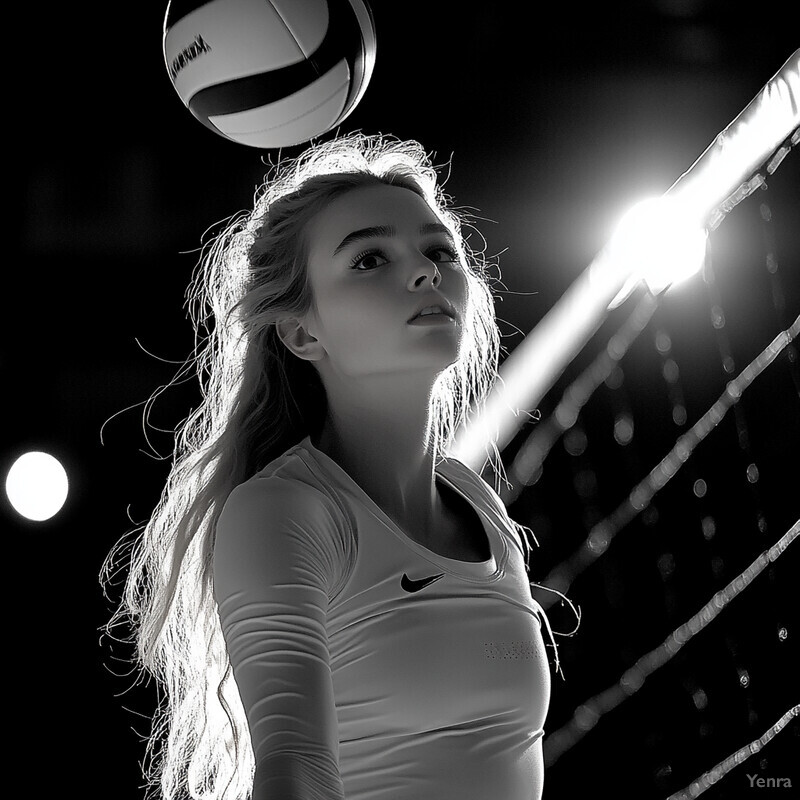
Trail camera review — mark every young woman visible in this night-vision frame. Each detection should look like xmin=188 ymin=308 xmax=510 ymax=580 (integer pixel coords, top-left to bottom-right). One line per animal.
xmin=103 ymin=133 xmax=561 ymax=800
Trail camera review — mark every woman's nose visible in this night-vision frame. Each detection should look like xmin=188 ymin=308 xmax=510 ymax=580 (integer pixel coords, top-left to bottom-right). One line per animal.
xmin=409 ymin=254 xmax=442 ymax=287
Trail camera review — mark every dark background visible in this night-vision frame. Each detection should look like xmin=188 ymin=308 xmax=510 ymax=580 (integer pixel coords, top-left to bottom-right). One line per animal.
xmin=7 ymin=2 xmax=798 ymax=799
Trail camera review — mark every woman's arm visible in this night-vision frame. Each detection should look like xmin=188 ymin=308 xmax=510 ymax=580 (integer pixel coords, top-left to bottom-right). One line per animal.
xmin=214 ymin=479 xmax=346 ymax=800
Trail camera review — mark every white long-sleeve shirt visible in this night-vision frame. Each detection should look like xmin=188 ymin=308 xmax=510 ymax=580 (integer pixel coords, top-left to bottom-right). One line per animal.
xmin=213 ymin=435 xmax=552 ymax=800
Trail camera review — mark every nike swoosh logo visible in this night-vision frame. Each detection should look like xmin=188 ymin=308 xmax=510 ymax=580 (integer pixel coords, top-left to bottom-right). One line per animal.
xmin=401 ymin=573 xmax=445 ymax=593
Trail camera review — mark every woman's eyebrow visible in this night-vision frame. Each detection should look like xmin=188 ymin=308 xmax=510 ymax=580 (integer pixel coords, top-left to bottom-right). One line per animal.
xmin=332 ymin=222 xmax=454 ymax=256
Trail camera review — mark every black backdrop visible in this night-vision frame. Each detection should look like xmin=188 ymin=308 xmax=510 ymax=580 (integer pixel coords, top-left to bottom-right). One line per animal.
xmin=8 ymin=3 xmax=799 ymax=798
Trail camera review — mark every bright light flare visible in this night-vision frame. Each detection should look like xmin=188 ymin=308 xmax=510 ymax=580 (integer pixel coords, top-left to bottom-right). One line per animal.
xmin=608 ymin=197 xmax=708 ymax=308
xmin=5 ymin=451 xmax=69 ymax=522
xmin=450 ymin=51 xmax=798 ymax=470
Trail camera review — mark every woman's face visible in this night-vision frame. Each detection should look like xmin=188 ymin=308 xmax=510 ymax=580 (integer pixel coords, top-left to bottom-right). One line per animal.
xmin=300 ymin=183 xmax=469 ymax=382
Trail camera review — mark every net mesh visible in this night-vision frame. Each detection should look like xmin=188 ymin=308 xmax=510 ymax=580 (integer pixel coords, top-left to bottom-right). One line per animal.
xmin=488 ymin=137 xmax=799 ymax=797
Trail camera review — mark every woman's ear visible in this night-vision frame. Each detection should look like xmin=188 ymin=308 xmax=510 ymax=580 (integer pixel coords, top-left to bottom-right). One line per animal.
xmin=276 ymin=316 xmax=325 ymax=362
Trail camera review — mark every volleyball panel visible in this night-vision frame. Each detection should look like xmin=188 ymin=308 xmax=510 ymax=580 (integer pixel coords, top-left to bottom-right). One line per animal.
xmin=269 ymin=0 xmax=333 ymax=58
xmin=164 ymin=0 xmax=330 ymax=106
xmin=335 ymin=0 xmax=376 ymax=121
xmin=206 ymin=59 xmax=350 ymax=147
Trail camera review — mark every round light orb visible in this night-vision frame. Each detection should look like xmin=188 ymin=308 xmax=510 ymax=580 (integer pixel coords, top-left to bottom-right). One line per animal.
xmin=5 ymin=451 xmax=69 ymax=522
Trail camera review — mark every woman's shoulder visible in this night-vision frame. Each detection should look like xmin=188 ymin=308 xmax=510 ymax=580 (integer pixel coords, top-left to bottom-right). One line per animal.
xmin=220 ymin=440 xmax=357 ymax=550
xmin=231 ymin=439 xmax=332 ymax=504
xmin=438 ymin=455 xmax=530 ymax=560
xmin=223 ymin=464 xmax=341 ymax=529
xmin=438 ymin=455 xmax=502 ymax=510
xmin=216 ymin=446 xmax=357 ymax=600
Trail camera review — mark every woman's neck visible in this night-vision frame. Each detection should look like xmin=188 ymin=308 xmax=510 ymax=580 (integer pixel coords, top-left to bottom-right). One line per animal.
xmin=313 ymin=406 xmax=443 ymax=533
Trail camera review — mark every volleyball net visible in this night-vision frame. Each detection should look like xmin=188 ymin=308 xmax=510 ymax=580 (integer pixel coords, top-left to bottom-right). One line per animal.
xmin=450 ymin=50 xmax=800 ymax=797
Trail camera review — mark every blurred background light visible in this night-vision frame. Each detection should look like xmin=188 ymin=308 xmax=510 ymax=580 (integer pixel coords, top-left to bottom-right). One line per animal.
xmin=6 ymin=451 xmax=69 ymax=522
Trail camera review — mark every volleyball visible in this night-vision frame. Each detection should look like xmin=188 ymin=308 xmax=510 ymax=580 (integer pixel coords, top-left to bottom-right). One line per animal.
xmin=163 ymin=0 xmax=376 ymax=149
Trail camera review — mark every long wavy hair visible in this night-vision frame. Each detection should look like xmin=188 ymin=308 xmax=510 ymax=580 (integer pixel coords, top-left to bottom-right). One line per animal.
xmin=100 ymin=132 xmax=539 ymax=800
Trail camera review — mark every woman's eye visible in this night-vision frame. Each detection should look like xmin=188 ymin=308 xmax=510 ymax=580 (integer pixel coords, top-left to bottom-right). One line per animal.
xmin=349 ymin=244 xmax=459 ymax=271
xmin=350 ymin=249 xmax=388 ymax=271
xmin=427 ymin=246 xmax=460 ymax=264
